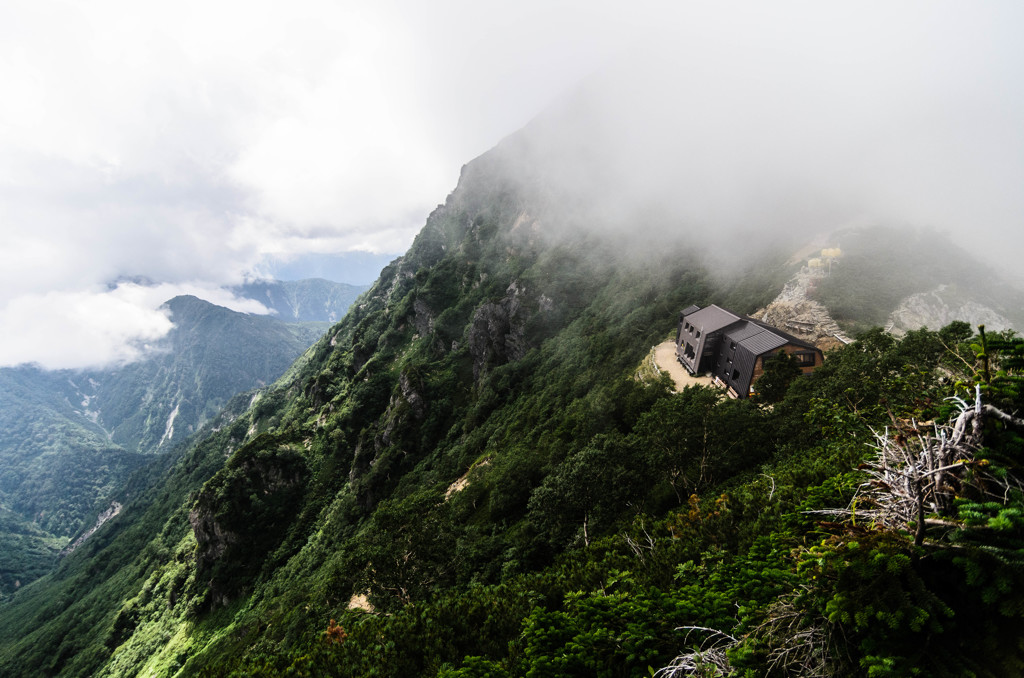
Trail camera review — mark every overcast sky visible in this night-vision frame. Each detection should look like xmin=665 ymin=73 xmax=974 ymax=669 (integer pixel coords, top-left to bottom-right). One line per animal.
xmin=1 ymin=1 xmax=1022 ymax=369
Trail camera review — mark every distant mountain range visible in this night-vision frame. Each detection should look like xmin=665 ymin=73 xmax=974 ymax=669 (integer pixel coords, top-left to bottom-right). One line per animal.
xmin=234 ymin=278 xmax=370 ymax=323
xmin=76 ymin=294 xmax=329 ymax=453
xmin=0 ymin=279 xmax=367 ymax=596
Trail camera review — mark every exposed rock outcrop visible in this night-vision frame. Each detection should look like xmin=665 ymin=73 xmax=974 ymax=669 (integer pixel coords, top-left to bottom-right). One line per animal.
xmin=753 ymin=266 xmax=850 ymax=350
xmin=190 ymin=443 xmax=308 ymax=606
xmin=885 ymin=285 xmax=1012 ymax=335
xmin=347 ymin=368 xmax=427 ymax=487
xmin=468 ymin=280 xmax=530 ymax=381
xmin=375 ymin=369 xmax=426 ymax=451
xmin=189 ymin=507 xmax=238 ymax=572
xmin=413 ymin=298 xmax=435 ymax=336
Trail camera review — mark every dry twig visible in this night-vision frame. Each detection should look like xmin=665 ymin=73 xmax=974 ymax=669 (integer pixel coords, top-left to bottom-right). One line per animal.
xmin=654 ymin=627 xmax=738 ymax=677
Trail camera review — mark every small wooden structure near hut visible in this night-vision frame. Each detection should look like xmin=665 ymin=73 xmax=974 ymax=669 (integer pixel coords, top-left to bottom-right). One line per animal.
xmin=676 ymin=304 xmax=823 ymax=399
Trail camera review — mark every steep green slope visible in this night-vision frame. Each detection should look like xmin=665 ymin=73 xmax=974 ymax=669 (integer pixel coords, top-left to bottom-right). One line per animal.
xmin=0 ymin=135 xmax=801 ymax=675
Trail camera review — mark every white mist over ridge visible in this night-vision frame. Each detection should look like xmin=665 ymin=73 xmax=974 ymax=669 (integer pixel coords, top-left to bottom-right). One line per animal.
xmin=488 ymin=11 xmax=1024 ymax=271
xmin=2 ymin=0 xmax=1022 ymax=368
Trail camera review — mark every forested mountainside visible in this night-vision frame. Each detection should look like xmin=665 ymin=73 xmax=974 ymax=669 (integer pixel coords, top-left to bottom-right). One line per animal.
xmin=0 ymin=296 xmax=328 ymax=596
xmin=2 ymin=121 xmax=1023 ymax=678
xmin=234 ymin=279 xmax=370 ymax=323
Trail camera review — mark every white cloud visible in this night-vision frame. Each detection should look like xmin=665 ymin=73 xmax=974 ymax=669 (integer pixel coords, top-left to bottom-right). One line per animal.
xmin=0 ymin=282 xmax=270 ymax=370
xmin=1 ymin=0 xmax=1023 ymax=368
xmin=0 ymin=0 xmax=608 ymax=291
xmin=0 ymin=286 xmax=172 ymax=370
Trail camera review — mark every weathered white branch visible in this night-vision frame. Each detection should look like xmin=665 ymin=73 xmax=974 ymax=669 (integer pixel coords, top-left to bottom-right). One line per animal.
xmin=812 ymin=391 xmax=1024 ymax=546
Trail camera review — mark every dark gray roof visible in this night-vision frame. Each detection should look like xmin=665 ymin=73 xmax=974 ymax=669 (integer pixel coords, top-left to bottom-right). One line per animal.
xmin=747 ymin=318 xmax=819 ymax=350
xmin=686 ymin=304 xmax=740 ymax=333
xmin=680 ymin=304 xmax=701 ymax=316
xmin=723 ymin=322 xmax=766 ymax=343
xmin=738 ymin=328 xmax=788 ymax=355
xmin=723 ymin=316 xmax=817 ymax=356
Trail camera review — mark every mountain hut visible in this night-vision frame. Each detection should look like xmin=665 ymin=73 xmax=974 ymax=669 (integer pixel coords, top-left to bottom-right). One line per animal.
xmin=675 ymin=304 xmax=823 ymax=399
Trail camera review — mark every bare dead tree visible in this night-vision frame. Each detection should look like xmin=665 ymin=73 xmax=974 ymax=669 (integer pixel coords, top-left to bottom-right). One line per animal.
xmin=749 ymin=589 xmax=841 ymax=678
xmin=622 ymin=519 xmax=657 ymax=564
xmin=811 ymin=386 xmax=1024 ymax=547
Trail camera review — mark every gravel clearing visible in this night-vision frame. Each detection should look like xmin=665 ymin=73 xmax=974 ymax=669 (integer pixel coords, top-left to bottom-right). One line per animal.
xmin=653 ymin=341 xmax=715 ymax=391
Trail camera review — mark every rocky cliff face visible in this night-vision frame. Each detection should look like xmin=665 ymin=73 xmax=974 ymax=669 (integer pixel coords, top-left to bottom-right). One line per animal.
xmin=468 ymin=279 xmax=532 ymax=381
xmin=189 ymin=443 xmax=309 ymax=605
